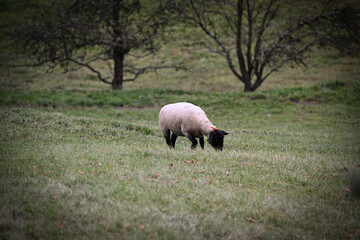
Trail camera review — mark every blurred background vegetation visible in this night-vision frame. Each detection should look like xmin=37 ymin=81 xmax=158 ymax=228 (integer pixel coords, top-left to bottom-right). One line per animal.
xmin=0 ymin=0 xmax=359 ymax=93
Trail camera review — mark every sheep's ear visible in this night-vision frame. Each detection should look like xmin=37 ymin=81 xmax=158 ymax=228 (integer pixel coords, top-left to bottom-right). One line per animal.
xmin=221 ymin=130 xmax=229 ymax=136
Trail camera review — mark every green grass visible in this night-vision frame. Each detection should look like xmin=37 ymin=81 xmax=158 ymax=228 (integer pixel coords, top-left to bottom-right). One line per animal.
xmin=1 ymin=79 xmax=359 ymax=110
xmin=1 ymin=12 xmax=360 ymax=238
xmin=1 ymin=79 xmax=360 ymax=239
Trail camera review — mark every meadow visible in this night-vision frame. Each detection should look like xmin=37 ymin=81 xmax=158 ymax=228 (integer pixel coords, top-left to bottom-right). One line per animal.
xmin=1 ymin=41 xmax=360 ymax=239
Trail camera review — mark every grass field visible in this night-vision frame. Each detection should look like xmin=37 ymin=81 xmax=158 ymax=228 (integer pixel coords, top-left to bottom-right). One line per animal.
xmin=1 ymin=42 xmax=360 ymax=240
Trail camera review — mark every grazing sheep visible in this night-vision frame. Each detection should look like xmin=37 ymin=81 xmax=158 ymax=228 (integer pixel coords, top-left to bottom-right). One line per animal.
xmin=159 ymin=102 xmax=229 ymax=150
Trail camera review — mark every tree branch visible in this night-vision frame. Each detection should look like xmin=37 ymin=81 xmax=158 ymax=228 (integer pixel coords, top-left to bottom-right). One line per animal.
xmin=246 ymin=0 xmax=254 ymax=76
xmin=218 ymin=0 xmax=237 ymax=35
xmin=261 ymin=38 xmax=320 ymax=84
xmin=263 ymin=11 xmax=337 ymax=66
xmin=253 ymin=0 xmax=278 ymax=76
xmin=68 ymin=58 xmax=112 ymax=85
xmin=123 ymin=64 xmax=185 ymax=82
xmin=236 ymin=0 xmax=247 ymax=77
xmin=189 ymin=0 xmax=243 ymax=81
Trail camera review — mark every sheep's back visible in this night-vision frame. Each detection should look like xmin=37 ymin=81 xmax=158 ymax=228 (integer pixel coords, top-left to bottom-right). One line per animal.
xmin=159 ymin=102 xmax=208 ymax=136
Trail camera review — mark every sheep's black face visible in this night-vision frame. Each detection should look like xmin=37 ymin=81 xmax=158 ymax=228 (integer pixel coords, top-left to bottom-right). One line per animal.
xmin=208 ymin=129 xmax=229 ymax=151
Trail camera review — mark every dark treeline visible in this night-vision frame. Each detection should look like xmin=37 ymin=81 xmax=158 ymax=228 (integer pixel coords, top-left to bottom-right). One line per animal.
xmin=0 ymin=0 xmax=359 ymax=91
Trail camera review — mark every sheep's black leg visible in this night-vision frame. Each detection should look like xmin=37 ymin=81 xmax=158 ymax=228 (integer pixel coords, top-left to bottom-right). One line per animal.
xmin=164 ymin=129 xmax=171 ymax=147
xmin=199 ymin=137 xmax=204 ymax=149
xmin=186 ymin=135 xmax=198 ymax=149
xmin=171 ymin=133 xmax=178 ymax=148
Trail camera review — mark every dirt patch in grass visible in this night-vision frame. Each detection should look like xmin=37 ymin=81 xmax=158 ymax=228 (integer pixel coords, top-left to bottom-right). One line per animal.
xmin=290 ymin=97 xmax=322 ymax=105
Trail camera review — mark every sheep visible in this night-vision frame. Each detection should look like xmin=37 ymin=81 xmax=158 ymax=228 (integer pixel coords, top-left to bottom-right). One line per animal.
xmin=159 ymin=102 xmax=229 ymax=150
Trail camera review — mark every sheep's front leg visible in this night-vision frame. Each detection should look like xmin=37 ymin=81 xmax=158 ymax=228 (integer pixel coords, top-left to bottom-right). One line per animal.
xmin=185 ymin=134 xmax=198 ymax=149
xmin=199 ymin=137 xmax=204 ymax=149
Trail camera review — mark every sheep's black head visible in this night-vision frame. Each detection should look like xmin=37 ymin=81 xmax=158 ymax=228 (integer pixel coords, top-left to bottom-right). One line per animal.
xmin=208 ymin=129 xmax=229 ymax=151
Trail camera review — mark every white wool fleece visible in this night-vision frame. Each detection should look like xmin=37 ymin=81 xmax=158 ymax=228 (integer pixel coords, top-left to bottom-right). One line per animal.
xmin=159 ymin=102 xmax=215 ymax=138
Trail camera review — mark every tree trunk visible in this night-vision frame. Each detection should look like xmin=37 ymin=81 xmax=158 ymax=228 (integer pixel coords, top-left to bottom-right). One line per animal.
xmin=112 ymin=0 xmax=123 ymax=90
xmin=112 ymin=49 xmax=124 ymax=90
xmin=243 ymin=78 xmax=252 ymax=92
xmin=250 ymin=77 xmax=263 ymax=92
xmin=244 ymin=83 xmax=252 ymax=91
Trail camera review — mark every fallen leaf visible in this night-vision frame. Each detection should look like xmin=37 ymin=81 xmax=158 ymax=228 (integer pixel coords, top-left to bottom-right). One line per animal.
xmin=59 ymin=221 xmax=66 ymax=229
xmin=246 ymin=217 xmax=257 ymax=223
xmin=342 ymin=166 xmax=349 ymax=172
xmin=155 ymin=174 xmax=160 ymax=179
xmin=169 ymin=163 xmax=174 ymax=167
xmin=335 ymin=195 xmax=344 ymax=204
xmin=79 ymin=171 xmax=84 ymax=174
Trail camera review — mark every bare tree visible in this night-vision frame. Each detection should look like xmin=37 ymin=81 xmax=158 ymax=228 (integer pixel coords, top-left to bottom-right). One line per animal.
xmin=182 ymin=0 xmax=339 ymax=92
xmin=10 ymin=0 xmax=181 ymax=90
xmin=320 ymin=1 xmax=360 ymax=57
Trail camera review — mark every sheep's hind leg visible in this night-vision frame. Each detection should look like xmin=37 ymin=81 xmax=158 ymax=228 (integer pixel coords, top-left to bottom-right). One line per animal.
xmin=186 ymin=135 xmax=198 ymax=150
xmin=199 ymin=137 xmax=204 ymax=149
xmin=163 ymin=129 xmax=171 ymax=147
xmin=171 ymin=133 xmax=178 ymax=148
